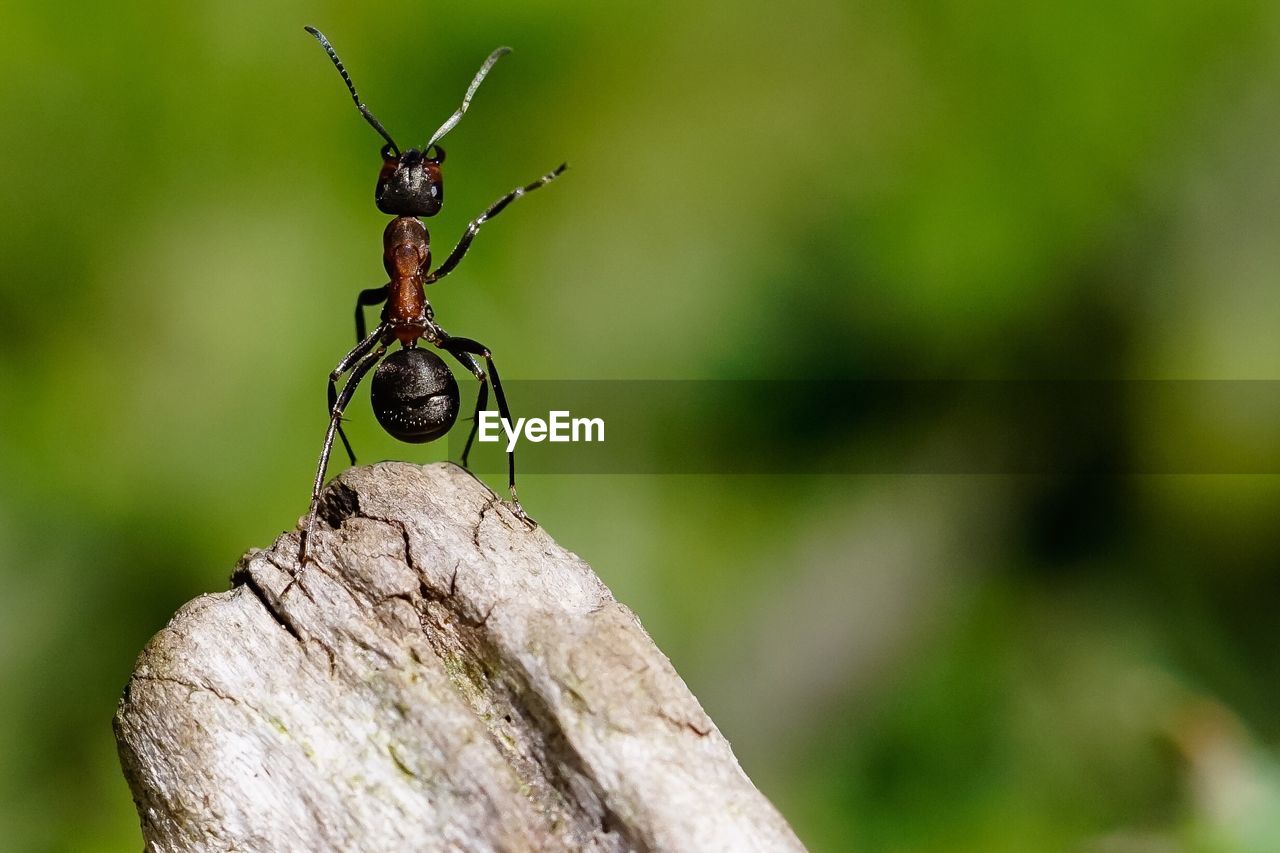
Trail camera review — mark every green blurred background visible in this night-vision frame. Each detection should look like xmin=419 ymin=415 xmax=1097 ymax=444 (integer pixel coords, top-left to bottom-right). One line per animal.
xmin=3 ymin=1 xmax=1280 ymax=850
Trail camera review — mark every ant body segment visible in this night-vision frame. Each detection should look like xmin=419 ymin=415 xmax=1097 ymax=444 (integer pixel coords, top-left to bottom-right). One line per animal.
xmin=301 ymin=26 xmax=565 ymax=562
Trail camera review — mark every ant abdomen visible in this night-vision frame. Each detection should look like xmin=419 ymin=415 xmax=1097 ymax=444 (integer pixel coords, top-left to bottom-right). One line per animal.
xmin=370 ymin=349 xmax=460 ymax=443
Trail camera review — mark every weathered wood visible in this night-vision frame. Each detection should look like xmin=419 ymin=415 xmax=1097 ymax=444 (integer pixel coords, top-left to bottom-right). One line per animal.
xmin=115 ymin=462 xmax=805 ymax=852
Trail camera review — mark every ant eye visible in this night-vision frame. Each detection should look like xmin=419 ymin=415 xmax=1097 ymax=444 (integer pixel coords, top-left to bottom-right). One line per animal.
xmin=379 ymin=143 xmax=396 ymax=161
xmin=426 ymin=144 xmax=446 ymax=164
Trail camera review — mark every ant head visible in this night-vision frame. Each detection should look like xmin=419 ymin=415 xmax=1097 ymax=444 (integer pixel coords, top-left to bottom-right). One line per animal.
xmin=305 ymin=27 xmax=511 ymax=218
xmin=376 ymin=144 xmax=445 ymax=217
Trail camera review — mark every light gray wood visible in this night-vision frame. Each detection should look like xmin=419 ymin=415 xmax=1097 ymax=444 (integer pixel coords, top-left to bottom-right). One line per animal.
xmin=115 ymin=461 xmax=805 ymax=852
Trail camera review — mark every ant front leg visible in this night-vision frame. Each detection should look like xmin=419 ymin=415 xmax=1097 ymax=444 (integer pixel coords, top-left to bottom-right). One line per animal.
xmin=439 ymin=334 xmax=535 ymax=529
xmin=424 ymin=163 xmax=568 ymax=285
xmin=302 ymin=327 xmax=388 ymax=564
xmin=354 ymin=286 xmax=388 ymax=344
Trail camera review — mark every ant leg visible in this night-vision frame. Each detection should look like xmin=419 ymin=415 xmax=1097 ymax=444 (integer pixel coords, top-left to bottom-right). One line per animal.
xmin=424 ymin=163 xmax=568 ymax=284
xmin=438 ymin=335 xmax=535 ymax=528
xmin=354 ymin=286 xmax=387 ymax=344
xmin=336 ymin=288 xmax=387 ymax=464
xmin=330 ymin=381 xmax=356 ymax=466
xmin=331 ymin=323 xmax=384 ymax=466
xmin=302 ymin=341 xmax=387 ymax=564
xmin=439 ymin=345 xmax=488 ymax=468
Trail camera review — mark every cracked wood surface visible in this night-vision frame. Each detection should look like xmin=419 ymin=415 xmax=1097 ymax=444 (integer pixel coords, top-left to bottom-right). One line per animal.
xmin=114 ymin=462 xmax=805 ymax=852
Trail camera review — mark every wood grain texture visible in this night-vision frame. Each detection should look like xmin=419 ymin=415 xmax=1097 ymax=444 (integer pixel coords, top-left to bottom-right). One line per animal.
xmin=115 ymin=462 xmax=805 ymax=852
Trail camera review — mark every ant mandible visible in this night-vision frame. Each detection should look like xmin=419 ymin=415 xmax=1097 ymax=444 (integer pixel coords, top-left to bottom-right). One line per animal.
xmin=300 ymin=26 xmax=566 ymax=563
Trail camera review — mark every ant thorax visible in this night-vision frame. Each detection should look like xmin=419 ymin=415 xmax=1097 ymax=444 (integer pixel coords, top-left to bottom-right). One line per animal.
xmin=382 ymin=216 xmax=431 ymax=281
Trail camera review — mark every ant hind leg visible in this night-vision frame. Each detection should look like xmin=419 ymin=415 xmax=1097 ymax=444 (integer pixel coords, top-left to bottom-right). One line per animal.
xmin=438 ymin=335 xmax=535 ymax=529
xmin=332 ymin=287 xmax=388 ymax=465
xmin=440 ymin=348 xmax=489 ymax=469
xmin=301 ymin=325 xmax=388 ymax=564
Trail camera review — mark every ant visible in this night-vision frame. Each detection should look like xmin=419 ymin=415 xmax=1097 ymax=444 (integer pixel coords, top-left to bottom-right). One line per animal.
xmin=300 ymin=26 xmax=566 ymax=562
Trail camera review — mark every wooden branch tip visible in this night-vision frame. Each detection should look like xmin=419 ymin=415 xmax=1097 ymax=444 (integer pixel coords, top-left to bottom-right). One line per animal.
xmin=114 ymin=461 xmax=804 ymax=852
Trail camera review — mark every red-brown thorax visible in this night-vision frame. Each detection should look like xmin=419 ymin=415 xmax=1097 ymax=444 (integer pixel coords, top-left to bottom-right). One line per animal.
xmin=383 ymin=217 xmax=433 ymax=345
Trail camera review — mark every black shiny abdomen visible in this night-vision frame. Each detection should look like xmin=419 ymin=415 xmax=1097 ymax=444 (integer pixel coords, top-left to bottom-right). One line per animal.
xmin=370 ymin=348 xmax=460 ymax=443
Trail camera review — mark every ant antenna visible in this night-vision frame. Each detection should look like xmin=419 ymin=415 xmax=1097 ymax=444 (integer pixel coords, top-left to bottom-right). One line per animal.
xmin=425 ymin=47 xmax=512 ymax=150
xmin=305 ymin=26 xmax=401 ymax=157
